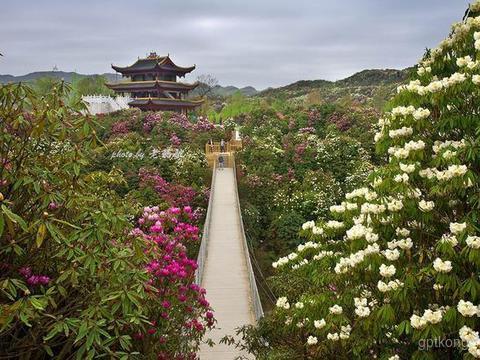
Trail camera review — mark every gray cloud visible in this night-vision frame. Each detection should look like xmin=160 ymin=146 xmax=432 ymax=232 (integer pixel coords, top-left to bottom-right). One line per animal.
xmin=0 ymin=0 xmax=471 ymax=89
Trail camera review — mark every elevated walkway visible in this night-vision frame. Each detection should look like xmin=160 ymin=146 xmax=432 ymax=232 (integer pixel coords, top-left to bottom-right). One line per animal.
xmin=197 ymin=148 xmax=262 ymax=359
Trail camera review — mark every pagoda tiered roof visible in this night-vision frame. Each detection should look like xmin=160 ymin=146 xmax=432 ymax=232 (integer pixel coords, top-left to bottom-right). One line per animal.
xmin=105 ymin=80 xmax=199 ymax=92
xmin=112 ymin=54 xmax=195 ymax=76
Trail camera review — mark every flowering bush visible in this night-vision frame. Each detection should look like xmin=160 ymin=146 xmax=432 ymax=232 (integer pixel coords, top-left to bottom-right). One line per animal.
xmin=0 ymin=83 xmax=213 ymax=358
xmin=130 ymin=206 xmax=213 ymax=358
xmin=239 ymin=5 xmax=480 ymax=359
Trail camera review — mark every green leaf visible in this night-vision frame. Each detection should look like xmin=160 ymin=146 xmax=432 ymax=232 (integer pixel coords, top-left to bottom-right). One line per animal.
xmin=36 ymin=223 xmax=47 ymax=248
xmin=1 ymin=204 xmax=27 ymax=231
xmin=43 ymin=345 xmax=53 ymax=357
xmin=30 ymin=297 xmax=46 ymax=310
xmin=0 ymin=214 xmax=4 ymax=238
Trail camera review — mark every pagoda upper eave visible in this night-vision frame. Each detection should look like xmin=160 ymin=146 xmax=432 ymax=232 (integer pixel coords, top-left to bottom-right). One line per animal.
xmin=105 ymin=80 xmax=199 ymax=92
xmin=111 ymin=55 xmax=195 ymax=75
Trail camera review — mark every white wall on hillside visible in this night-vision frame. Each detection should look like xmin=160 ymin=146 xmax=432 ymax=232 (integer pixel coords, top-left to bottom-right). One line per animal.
xmin=82 ymin=95 xmax=131 ymax=114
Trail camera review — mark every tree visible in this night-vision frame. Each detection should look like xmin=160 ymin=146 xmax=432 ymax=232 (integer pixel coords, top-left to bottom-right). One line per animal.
xmin=238 ymin=3 xmax=480 ymax=359
xmin=195 ymin=74 xmax=219 ymax=97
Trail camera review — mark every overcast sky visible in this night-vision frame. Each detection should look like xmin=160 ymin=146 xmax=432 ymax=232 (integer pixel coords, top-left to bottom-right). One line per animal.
xmin=0 ymin=0 xmax=471 ymax=89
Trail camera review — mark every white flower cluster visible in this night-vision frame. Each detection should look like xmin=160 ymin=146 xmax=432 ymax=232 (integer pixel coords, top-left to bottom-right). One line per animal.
xmin=432 ymin=139 xmax=466 ymax=155
xmin=302 ymin=221 xmax=315 ymax=230
xmin=390 ymin=105 xmax=416 ymax=118
xmin=383 ymin=249 xmax=400 ymax=261
xmin=329 ymin=304 xmax=343 ymax=315
xmin=459 ymin=326 xmax=480 ymax=358
xmin=292 ymin=259 xmax=309 ymax=270
xmin=354 ymin=297 xmax=371 ymax=318
xmin=360 ymin=202 xmax=386 ymax=215
xmin=387 ymin=198 xmax=404 ymax=212
xmin=314 ymin=318 xmax=326 ymax=329
xmin=327 ymin=325 xmax=351 ymax=341
xmin=433 ymin=258 xmax=453 ymax=273
xmin=413 ymin=108 xmax=431 ymax=120
xmin=306 ymin=335 xmax=318 ymax=345
xmin=388 ymin=140 xmax=426 ymax=160
xmin=346 ymin=187 xmax=377 ymax=201
xmin=450 ymin=222 xmax=467 ymax=234
xmin=399 ymin=72 xmax=468 ymax=96
xmin=276 ymin=297 xmax=290 ymax=309
xmin=388 ymin=356 xmax=400 ymax=360
xmin=471 ymin=0 xmax=480 ymax=12
xmin=325 ymin=220 xmax=344 ymax=229
xmin=387 ymin=238 xmax=413 ymax=250
xmin=466 ymin=236 xmax=480 ymax=249
xmin=396 ymin=227 xmax=410 ymax=237
xmin=312 ymin=250 xmax=334 ymax=261
xmin=394 ymin=173 xmax=409 ymax=183
xmin=379 ymin=264 xmax=396 ymax=278
xmin=330 ymin=201 xmax=358 ymax=213
xmin=346 ymin=224 xmax=373 ymax=240
xmin=440 ymin=233 xmax=458 ymax=247
xmin=457 ymin=300 xmax=480 ymax=317
xmin=377 ymin=279 xmax=404 ymax=293
xmin=410 ymin=309 xmax=443 ymax=329
xmin=272 ymin=252 xmax=298 ymax=268
xmin=295 ymin=301 xmax=304 ymax=309
xmin=419 ymin=165 xmax=468 ymax=181
xmin=334 ymin=244 xmax=380 ymax=274
xmin=474 ymin=74 xmax=480 ymax=85
xmin=399 ymin=163 xmax=416 ymax=173
xmin=388 ymin=126 xmax=413 ymax=139
xmin=456 ymin=55 xmax=478 ymax=69
xmin=297 ymin=241 xmax=320 ymax=253
xmin=418 ymin=200 xmax=435 ymax=212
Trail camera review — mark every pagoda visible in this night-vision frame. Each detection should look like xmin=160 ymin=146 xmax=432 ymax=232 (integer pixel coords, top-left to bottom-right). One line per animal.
xmin=106 ymin=52 xmax=203 ymax=113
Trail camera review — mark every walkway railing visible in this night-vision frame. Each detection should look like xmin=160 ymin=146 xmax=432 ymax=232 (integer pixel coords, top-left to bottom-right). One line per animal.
xmin=232 ymin=156 xmax=264 ymax=321
xmin=195 ymin=161 xmax=216 ymax=285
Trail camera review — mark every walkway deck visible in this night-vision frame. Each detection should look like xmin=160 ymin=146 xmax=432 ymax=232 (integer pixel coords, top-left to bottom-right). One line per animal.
xmin=198 ymin=168 xmax=255 ymax=359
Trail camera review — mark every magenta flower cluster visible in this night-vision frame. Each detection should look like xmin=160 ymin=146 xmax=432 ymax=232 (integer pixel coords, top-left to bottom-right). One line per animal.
xmin=139 ymin=168 xmax=203 ymax=208
xmin=18 ymin=267 xmax=50 ymax=286
xmin=129 ymin=205 xmax=214 ymax=352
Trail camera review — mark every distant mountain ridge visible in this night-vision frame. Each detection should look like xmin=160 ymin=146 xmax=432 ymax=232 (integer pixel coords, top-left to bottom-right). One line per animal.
xmin=259 ymin=69 xmax=410 ymax=97
xmin=258 ymin=68 xmax=412 ymax=107
xmin=0 ymin=69 xmax=410 ymax=104
xmin=0 ymin=71 xmax=119 ymax=84
xmin=0 ymin=70 xmax=259 ymax=97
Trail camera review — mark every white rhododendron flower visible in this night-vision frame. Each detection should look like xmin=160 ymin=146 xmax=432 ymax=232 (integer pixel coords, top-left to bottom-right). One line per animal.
xmin=295 ymin=302 xmax=304 ymax=309
xmin=276 ymin=297 xmax=290 ymax=309
xmin=302 ymin=221 xmax=315 ymax=230
xmin=418 ymin=200 xmax=435 ymax=212
xmin=466 ymin=236 xmax=480 ymax=249
xmin=325 ymin=220 xmax=344 ymax=229
xmin=450 ymin=222 xmax=467 ymax=234
xmin=473 ymin=74 xmax=480 ymax=85
xmin=379 ymin=264 xmax=396 ymax=278
xmin=327 ymin=332 xmax=340 ymax=341
xmin=396 ymin=227 xmax=410 ymax=237
xmin=384 ymin=249 xmax=400 ymax=261
xmin=411 ymin=309 xmax=443 ymax=329
xmin=413 ymin=108 xmax=430 ymax=120
xmin=440 ymin=234 xmax=458 ymax=246
xmin=314 ymin=319 xmax=326 ymax=329
xmin=329 ymin=304 xmax=343 ymax=315
xmin=433 ymin=258 xmax=452 ymax=273
xmin=306 ymin=336 xmax=318 ymax=345
xmin=457 ymin=300 xmax=480 ymax=317
xmin=459 ymin=326 xmax=479 ymax=343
